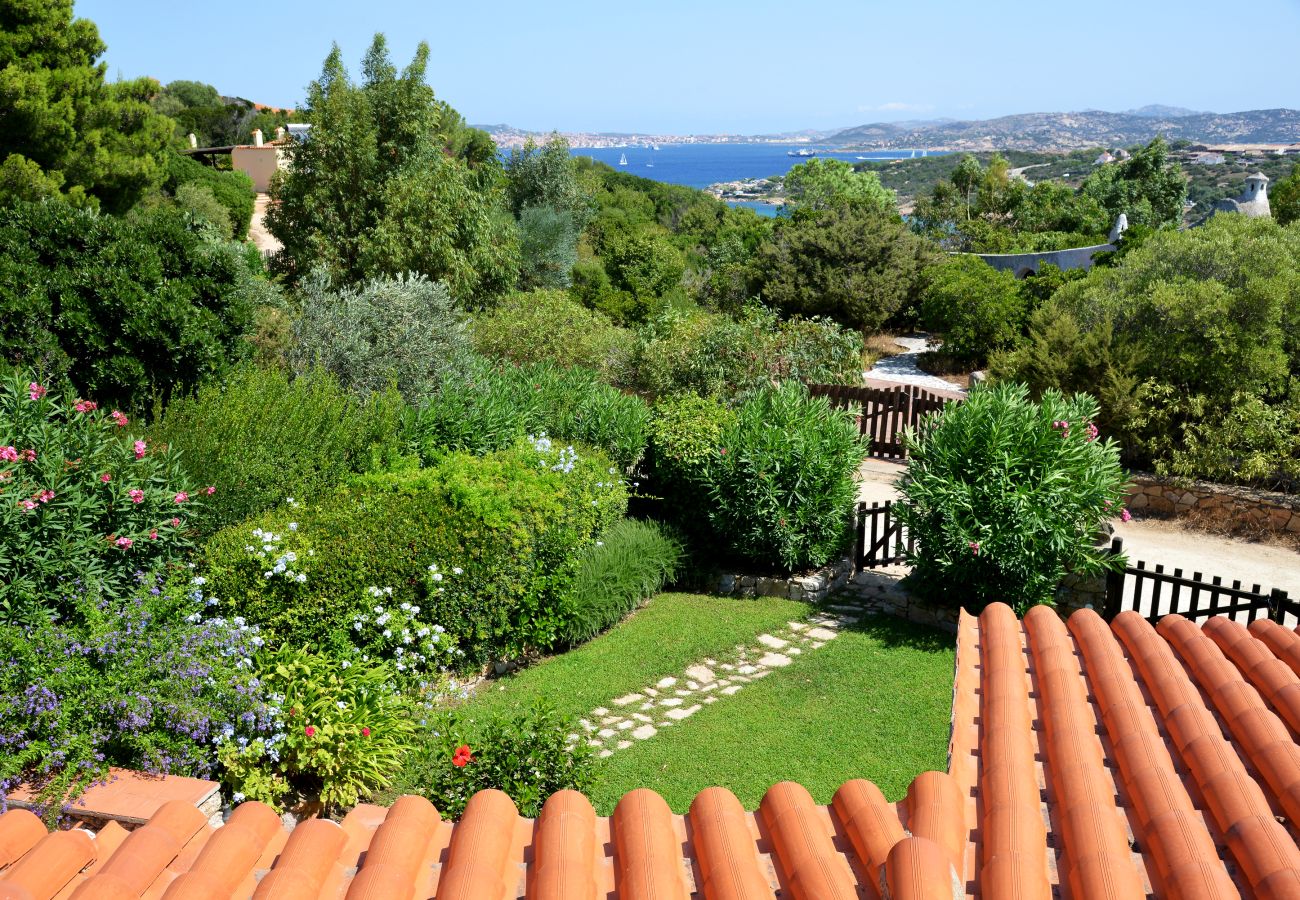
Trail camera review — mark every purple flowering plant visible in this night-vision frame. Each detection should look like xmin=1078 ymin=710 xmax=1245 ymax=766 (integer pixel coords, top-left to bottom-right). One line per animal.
xmin=0 ymin=371 xmax=203 ymax=622
xmin=0 ymin=571 xmax=270 ymax=823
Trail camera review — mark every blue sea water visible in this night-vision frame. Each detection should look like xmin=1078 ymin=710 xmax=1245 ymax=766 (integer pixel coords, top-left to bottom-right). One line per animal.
xmin=569 ymin=143 xmax=943 ymax=217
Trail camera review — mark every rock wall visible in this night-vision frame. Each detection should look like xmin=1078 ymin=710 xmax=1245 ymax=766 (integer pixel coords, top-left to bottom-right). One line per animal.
xmin=1125 ymin=474 xmax=1300 ymax=535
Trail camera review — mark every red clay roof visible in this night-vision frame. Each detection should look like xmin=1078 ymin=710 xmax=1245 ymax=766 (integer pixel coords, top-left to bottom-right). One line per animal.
xmin=6 ymin=603 xmax=1300 ymax=898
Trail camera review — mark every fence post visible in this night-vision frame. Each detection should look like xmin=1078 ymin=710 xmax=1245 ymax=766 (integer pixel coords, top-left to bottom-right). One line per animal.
xmin=1103 ymin=537 xmax=1124 ymax=621
xmin=854 ymin=502 xmax=866 ymax=571
xmin=1270 ymin=588 xmax=1290 ymax=624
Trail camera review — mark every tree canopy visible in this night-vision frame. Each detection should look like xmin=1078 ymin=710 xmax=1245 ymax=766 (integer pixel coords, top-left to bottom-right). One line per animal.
xmin=783 ymin=158 xmax=895 ymax=214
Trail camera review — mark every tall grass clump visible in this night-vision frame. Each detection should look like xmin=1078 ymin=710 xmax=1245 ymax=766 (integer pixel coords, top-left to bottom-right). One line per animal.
xmin=559 ymin=519 xmax=683 ymax=644
xmin=150 ymin=366 xmax=405 ymax=535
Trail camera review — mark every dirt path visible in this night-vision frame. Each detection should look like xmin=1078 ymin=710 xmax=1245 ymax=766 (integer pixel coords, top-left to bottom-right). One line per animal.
xmin=855 ymin=458 xmax=1300 ymax=600
xmin=862 ymin=336 xmax=966 ymax=393
xmin=247 ymin=194 xmax=282 ymax=257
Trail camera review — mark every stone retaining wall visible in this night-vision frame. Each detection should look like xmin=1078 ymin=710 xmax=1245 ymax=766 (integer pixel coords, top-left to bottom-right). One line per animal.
xmin=1125 ymin=473 xmax=1300 ymax=535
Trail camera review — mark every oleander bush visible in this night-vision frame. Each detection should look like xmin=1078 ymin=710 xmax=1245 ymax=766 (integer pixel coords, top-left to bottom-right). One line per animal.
xmin=218 ymin=644 xmax=416 ymax=812
xmin=705 ymin=382 xmax=868 ymax=571
xmin=202 ymin=438 xmax=628 ymax=665
xmin=470 ymin=289 xmax=633 ymax=381
xmin=0 ymin=373 xmax=199 ymax=622
xmin=397 ymin=700 xmax=592 ymax=819
xmin=0 ymin=573 xmax=268 ymax=822
xmin=412 ymin=359 xmax=651 ymax=469
xmin=149 ymin=365 xmax=406 ymax=536
xmin=896 ymin=382 xmax=1128 ymax=612
xmin=290 ymin=271 xmax=474 ymax=403
xmin=559 ymin=519 xmax=683 ymax=645
xmin=0 ymin=200 xmax=273 ymax=411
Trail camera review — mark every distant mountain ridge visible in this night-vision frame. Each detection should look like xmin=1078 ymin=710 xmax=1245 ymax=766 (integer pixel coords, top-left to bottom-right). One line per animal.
xmin=826 ymin=108 xmax=1300 ymax=151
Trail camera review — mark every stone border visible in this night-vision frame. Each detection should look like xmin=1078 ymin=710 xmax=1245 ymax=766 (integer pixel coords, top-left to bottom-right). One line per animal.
xmin=1125 ymin=473 xmax=1300 ymax=535
xmin=713 ymin=557 xmax=853 ymax=603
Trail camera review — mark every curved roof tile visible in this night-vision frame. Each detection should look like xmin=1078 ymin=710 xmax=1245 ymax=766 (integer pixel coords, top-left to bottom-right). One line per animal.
xmin=11 ymin=605 xmax=1300 ymax=897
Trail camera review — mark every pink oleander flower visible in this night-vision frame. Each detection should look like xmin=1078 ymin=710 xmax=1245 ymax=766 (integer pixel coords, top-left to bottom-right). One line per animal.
xmin=205 ymin=485 xmax=216 ymax=495
xmin=133 ymin=440 xmax=147 ymax=460
xmin=115 ymin=536 xmax=133 ymax=549
xmin=19 ymin=499 xmax=37 ymax=512
xmin=0 ymin=447 xmax=17 ymax=463
xmin=100 ymin=472 xmax=112 ymax=483
xmin=19 ymin=449 xmax=35 ymax=463
xmin=128 ymin=489 xmax=144 ymax=504
xmin=170 ymin=517 xmax=180 ymax=527
xmin=173 ymin=491 xmax=189 ymax=504
xmin=109 ymin=410 xmax=129 ymax=428
xmin=74 ymin=400 xmax=98 ymax=413
xmin=1085 ymin=422 xmax=1099 ymax=442
xmin=1120 ymin=508 xmax=1132 ymax=523
xmin=28 ymin=382 xmax=46 ymax=401
xmin=36 ymin=490 xmax=54 ymax=503
xmin=969 ymin=541 xmax=980 ymax=554
xmin=148 ymin=529 xmax=158 ymax=540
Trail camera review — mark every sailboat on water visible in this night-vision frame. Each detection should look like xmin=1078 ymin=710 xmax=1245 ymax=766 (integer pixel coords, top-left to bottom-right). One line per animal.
xmin=618 ymin=153 xmax=628 ymax=166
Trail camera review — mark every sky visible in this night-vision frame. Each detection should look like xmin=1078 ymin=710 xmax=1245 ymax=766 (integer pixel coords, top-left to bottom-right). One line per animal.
xmin=81 ymin=0 xmax=1300 ymax=135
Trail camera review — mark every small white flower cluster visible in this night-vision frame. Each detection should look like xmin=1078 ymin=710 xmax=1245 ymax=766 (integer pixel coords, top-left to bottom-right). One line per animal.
xmin=528 ymin=432 xmax=578 ymax=474
xmin=349 ymin=584 xmax=460 ymax=673
xmin=247 ymin=527 xmax=307 ymax=583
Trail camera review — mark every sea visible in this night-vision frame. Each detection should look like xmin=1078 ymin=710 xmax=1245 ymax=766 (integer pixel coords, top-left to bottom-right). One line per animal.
xmin=568 ymin=143 xmax=942 ymax=217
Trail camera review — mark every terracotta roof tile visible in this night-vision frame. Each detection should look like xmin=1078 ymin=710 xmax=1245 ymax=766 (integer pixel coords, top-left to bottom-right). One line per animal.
xmin=12 ymin=603 xmax=1300 ymax=897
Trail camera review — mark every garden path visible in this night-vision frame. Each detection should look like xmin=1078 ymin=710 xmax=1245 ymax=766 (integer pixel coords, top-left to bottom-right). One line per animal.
xmin=570 ymin=601 xmax=869 ymax=757
xmin=247 ymin=194 xmax=282 ymax=257
xmin=862 ymin=335 xmax=966 ymax=393
xmin=855 ymin=457 xmax=1300 ymax=600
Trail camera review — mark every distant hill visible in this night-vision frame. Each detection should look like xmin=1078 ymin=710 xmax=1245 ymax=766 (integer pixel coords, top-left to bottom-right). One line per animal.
xmin=1123 ymin=104 xmax=1209 ymax=118
xmin=826 ymin=108 xmax=1300 ymax=151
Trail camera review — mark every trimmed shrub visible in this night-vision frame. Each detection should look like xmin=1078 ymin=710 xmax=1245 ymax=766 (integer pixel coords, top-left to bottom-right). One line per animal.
xmin=202 ymin=439 xmax=628 ymax=665
xmin=149 ymin=366 xmax=406 ymax=537
xmin=919 ymin=255 xmax=1027 ymax=364
xmin=559 ymin=519 xmax=683 ymax=645
xmin=896 ymin=382 xmax=1128 ymax=612
xmin=290 ymin=271 xmax=473 ymax=403
xmin=644 ymin=392 xmax=737 ymax=539
xmin=705 ymin=382 xmax=868 ymax=571
xmin=0 ymin=200 xmax=271 ymax=411
xmin=218 ymin=644 xmax=416 ymax=812
xmin=471 ymin=289 xmax=633 ymax=381
xmin=396 ymin=700 xmax=592 ymax=820
xmin=163 ymin=151 xmax=255 ymax=239
xmin=1 ymin=373 xmax=197 ymax=621
xmin=0 ymin=573 xmax=266 ymax=821
xmin=413 ymin=360 xmax=650 ymax=470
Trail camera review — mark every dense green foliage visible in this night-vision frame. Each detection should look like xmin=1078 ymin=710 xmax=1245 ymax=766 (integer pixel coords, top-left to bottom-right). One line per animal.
xmin=0 ymin=373 xmax=196 ymax=622
xmin=161 ymin=152 xmax=255 ymax=239
xmin=505 ymin=137 xmax=594 ymax=289
xmin=290 ymin=271 xmax=472 ymax=403
xmin=0 ymin=574 xmax=265 ymax=821
xmin=897 ymin=383 xmax=1128 ymax=612
xmin=203 ymin=441 xmax=627 ymax=665
xmin=267 ymin=36 xmax=517 ymax=301
xmin=1078 ymin=137 xmax=1187 ymax=229
xmin=919 ymin=255 xmax=1028 ymax=363
xmin=783 ymin=158 xmax=895 ymax=213
xmin=219 ymin=644 xmax=416 ymax=811
xmin=0 ymin=1 xmax=174 ymax=213
xmin=747 ymin=205 xmax=936 ymax=331
xmin=412 ymin=359 xmax=651 ymax=469
xmin=1273 ymin=163 xmax=1300 ymax=228
xmin=559 ymin=518 xmax=683 ymax=644
xmin=0 ymin=200 xmax=272 ymax=410
xmin=398 ymin=701 xmax=591 ymax=820
xmin=149 ymin=366 xmax=405 ymax=536
xmin=471 ymin=289 xmax=633 ymax=381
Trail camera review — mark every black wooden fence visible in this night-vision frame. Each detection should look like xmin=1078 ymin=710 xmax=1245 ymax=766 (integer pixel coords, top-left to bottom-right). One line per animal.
xmin=1102 ymin=537 xmax=1296 ymax=625
xmin=808 ymin=383 xmax=951 ymax=460
xmin=855 ymin=501 xmax=914 ymax=569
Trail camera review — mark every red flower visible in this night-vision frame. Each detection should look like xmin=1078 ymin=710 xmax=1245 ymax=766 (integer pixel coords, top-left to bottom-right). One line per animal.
xmin=361 ymin=727 xmax=371 ymax=737
xmin=452 ymin=744 xmax=474 ymax=767
xmin=304 ymin=725 xmax=316 ymax=737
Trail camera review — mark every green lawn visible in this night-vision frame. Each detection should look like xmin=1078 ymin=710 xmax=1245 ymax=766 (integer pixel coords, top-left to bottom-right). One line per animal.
xmin=460 ymin=592 xmax=813 ymax=723
xmin=450 ymin=592 xmax=955 ymax=815
xmin=588 ymin=615 xmax=954 ymax=813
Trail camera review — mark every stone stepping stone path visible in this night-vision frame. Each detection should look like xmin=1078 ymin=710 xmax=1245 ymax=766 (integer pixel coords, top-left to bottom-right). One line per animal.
xmin=568 ymin=603 xmax=868 ymax=758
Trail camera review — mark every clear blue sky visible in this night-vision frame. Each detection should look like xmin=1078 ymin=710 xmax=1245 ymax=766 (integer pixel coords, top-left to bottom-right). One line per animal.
xmin=82 ymin=0 xmax=1299 ymax=134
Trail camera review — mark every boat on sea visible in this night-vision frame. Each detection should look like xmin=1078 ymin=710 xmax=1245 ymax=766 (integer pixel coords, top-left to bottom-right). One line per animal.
xmin=786 ymin=148 xmax=818 ymax=157
xmin=618 ymin=153 xmax=628 ymax=166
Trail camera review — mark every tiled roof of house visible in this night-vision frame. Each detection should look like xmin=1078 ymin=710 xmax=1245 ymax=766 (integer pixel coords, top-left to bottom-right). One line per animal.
xmin=6 ymin=603 xmax=1300 ymax=898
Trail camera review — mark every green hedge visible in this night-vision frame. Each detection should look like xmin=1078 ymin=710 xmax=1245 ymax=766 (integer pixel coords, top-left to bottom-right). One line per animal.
xmin=163 ymin=152 xmax=256 ymax=240
xmin=202 ymin=440 xmax=628 ymax=665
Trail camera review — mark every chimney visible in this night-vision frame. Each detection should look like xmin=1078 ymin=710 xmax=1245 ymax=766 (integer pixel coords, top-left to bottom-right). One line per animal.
xmin=274 ymin=126 xmax=286 ymax=141
xmin=187 ymin=133 xmax=198 ymax=149
xmin=253 ymin=129 xmax=264 ymax=147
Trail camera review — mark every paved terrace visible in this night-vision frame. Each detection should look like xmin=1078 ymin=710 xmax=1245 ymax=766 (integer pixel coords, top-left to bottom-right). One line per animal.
xmin=7 ymin=604 xmax=1300 ymax=897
